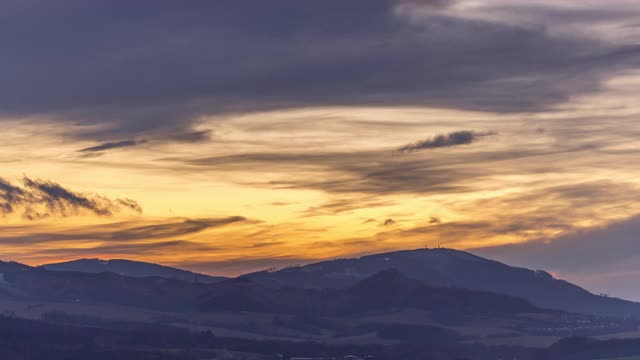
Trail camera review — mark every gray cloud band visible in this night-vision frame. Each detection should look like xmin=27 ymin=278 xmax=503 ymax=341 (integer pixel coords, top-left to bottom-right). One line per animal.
xmin=0 ymin=0 xmax=637 ymax=139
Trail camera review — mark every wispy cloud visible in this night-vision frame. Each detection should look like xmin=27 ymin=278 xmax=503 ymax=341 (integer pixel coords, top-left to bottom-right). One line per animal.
xmin=110 ymin=217 xmax=247 ymax=241
xmin=0 ymin=177 xmax=142 ymax=220
xmin=167 ymin=130 xmax=213 ymax=143
xmin=398 ymin=131 xmax=492 ymax=153
xmin=0 ymin=216 xmax=248 ymax=245
xmin=382 ymin=218 xmax=397 ymax=226
xmin=78 ymin=140 xmax=144 ymax=153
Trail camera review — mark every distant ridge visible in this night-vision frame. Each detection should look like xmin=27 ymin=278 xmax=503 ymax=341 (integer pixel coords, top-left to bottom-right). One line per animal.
xmin=0 ymin=262 xmax=543 ymax=318
xmin=0 ymin=260 xmax=31 ymax=273
xmin=41 ymin=258 xmax=227 ymax=284
xmin=17 ymin=248 xmax=640 ymax=318
xmin=245 ymin=248 xmax=640 ymax=318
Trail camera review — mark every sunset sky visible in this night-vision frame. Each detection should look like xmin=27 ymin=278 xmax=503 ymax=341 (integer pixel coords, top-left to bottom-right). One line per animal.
xmin=1 ymin=0 xmax=640 ymax=299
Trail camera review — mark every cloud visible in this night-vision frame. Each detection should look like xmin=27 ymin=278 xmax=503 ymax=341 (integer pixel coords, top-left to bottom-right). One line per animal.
xmin=398 ymin=131 xmax=491 ymax=153
xmin=474 ymin=215 xmax=640 ymax=274
xmin=116 ymin=199 xmax=143 ymax=213
xmin=0 ymin=0 xmax=637 ymax=139
xmin=176 ymin=137 xmax=599 ymax=197
xmin=382 ymin=218 xmax=397 ymax=226
xmin=78 ymin=140 xmax=145 ymax=153
xmin=167 ymin=130 xmax=213 ymax=143
xmin=302 ymin=196 xmax=396 ymax=216
xmin=109 ymin=217 xmax=247 ymax=241
xmin=333 ymin=179 xmax=640 ymax=260
xmin=74 ymin=131 xmax=211 ymax=157
xmin=0 ymin=216 xmax=249 ymax=249
xmin=0 ymin=178 xmax=27 ymax=215
xmin=35 ymin=240 xmax=217 ymax=257
xmin=0 ymin=177 xmax=142 ymax=219
xmin=472 ymin=215 xmax=640 ymax=300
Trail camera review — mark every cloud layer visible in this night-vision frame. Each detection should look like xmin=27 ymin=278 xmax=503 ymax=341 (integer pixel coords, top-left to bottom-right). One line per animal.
xmin=0 ymin=0 xmax=638 ymax=139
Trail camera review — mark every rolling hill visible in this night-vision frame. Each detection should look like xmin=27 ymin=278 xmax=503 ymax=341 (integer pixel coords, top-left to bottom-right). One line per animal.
xmin=41 ymin=258 xmax=226 ymax=284
xmin=9 ymin=248 xmax=640 ymax=318
xmin=244 ymin=248 xmax=640 ymax=318
xmin=0 ymin=263 xmax=541 ymax=317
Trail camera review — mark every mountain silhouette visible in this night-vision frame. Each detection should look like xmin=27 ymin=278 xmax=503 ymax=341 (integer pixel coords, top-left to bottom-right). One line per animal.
xmin=7 ymin=248 xmax=640 ymax=318
xmin=0 ymin=262 xmax=540 ymax=318
xmin=245 ymin=248 xmax=640 ymax=317
xmin=41 ymin=258 xmax=226 ymax=284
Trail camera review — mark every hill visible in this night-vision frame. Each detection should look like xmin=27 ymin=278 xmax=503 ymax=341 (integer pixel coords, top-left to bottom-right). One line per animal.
xmin=0 ymin=263 xmax=635 ymax=347
xmin=245 ymin=248 xmax=640 ymax=318
xmin=0 ymin=264 xmax=540 ymax=317
xmin=41 ymin=258 xmax=226 ymax=284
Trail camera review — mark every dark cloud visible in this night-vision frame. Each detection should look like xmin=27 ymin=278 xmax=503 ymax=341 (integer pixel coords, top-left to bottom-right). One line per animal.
xmin=0 ymin=0 xmax=636 ymax=138
xmin=0 ymin=176 xmax=142 ymax=219
xmin=398 ymin=131 xmax=491 ymax=153
xmin=0 ymin=178 xmax=27 ymax=215
xmin=0 ymin=216 xmax=248 ymax=246
xmin=78 ymin=140 xmax=145 ymax=153
xmin=167 ymin=130 xmax=213 ymax=143
xmin=382 ymin=218 xmax=397 ymax=226
xmin=116 ymin=199 xmax=143 ymax=214
xmin=110 ymin=217 xmax=247 ymax=241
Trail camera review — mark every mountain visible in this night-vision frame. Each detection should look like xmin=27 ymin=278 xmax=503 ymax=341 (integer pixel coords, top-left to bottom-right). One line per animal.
xmin=0 ymin=260 xmax=31 ymax=273
xmin=1 ymin=266 xmax=203 ymax=310
xmin=0 ymin=262 xmax=637 ymax=346
xmin=332 ymin=268 xmax=542 ymax=317
xmin=9 ymin=248 xmax=640 ymax=318
xmin=244 ymin=248 xmax=640 ymax=318
xmin=0 ymin=260 xmax=32 ymax=299
xmin=0 ymin=262 xmax=541 ymax=318
xmin=41 ymin=258 xmax=226 ymax=284
xmin=196 ymin=268 xmax=542 ymax=317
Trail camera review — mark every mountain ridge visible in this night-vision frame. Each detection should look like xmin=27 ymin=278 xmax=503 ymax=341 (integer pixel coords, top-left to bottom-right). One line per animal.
xmin=41 ymin=258 xmax=227 ymax=284
xmin=244 ymin=248 xmax=640 ymax=318
xmin=11 ymin=247 xmax=640 ymax=318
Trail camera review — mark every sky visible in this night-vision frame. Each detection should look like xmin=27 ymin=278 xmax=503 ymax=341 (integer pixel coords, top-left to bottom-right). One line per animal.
xmin=1 ymin=0 xmax=640 ymax=299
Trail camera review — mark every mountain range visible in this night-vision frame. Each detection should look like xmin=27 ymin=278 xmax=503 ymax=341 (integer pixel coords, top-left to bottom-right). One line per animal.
xmin=1 ymin=248 xmax=640 ymax=353
xmin=0 ymin=261 xmax=539 ymax=317
xmin=2 ymin=248 xmax=639 ymax=318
